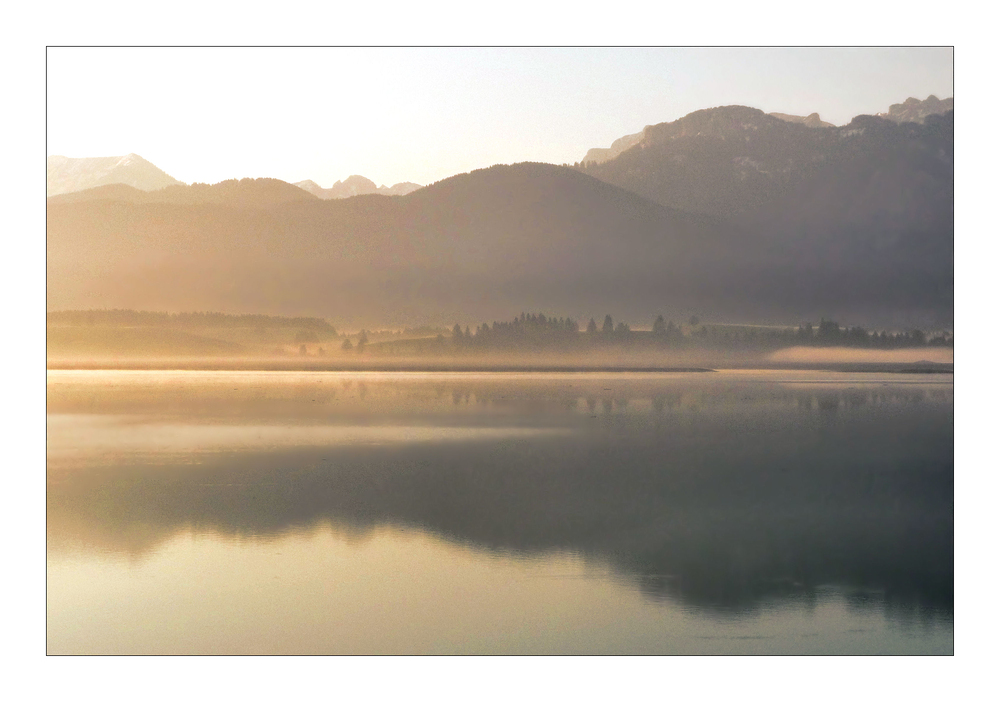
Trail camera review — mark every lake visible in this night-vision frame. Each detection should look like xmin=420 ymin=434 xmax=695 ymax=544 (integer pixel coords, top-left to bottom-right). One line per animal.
xmin=46 ymin=369 xmax=953 ymax=654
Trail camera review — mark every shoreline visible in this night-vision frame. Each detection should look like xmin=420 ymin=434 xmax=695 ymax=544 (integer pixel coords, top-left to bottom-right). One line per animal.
xmin=46 ymin=362 xmax=718 ymax=373
xmin=45 ymin=360 xmax=953 ymax=374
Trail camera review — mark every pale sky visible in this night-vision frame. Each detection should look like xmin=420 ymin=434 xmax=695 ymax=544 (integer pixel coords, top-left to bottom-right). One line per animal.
xmin=46 ymin=47 xmax=953 ymax=189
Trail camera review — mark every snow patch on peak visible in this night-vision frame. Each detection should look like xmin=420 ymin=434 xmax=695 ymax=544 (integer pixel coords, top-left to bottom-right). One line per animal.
xmin=116 ymin=153 xmax=145 ymax=167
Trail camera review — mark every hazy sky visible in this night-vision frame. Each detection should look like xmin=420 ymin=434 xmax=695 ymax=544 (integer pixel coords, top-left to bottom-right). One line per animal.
xmin=47 ymin=47 xmax=953 ymax=188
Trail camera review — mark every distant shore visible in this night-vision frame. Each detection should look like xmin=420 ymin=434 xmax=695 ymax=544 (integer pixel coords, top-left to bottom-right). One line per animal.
xmin=45 ymin=359 xmax=952 ymax=374
xmin=45 ymin=360 xmax=717 ymax=373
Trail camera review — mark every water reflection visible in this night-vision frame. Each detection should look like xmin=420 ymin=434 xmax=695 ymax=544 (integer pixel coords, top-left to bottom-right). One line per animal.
xmin=48 ymin=370 xmax=953 ymax=634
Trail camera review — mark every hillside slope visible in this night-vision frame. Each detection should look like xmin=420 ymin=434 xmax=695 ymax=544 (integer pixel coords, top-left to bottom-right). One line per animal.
xmin=47 ymin=165 xmax=754 ymax=326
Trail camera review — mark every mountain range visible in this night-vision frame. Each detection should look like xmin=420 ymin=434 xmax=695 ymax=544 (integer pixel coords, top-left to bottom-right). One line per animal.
xmin=294 ymin=175 xmax=423 ymax=199
xmin=47 ymin=165 xmax=753 ymax=327
xmin=47 ymin=155 xmax=422 ymax=201
xmin=574 ymin=104 xmax=953 ymax=325
xmin=576 ymin=105 xmax=952 ymax=241
xmin=46 ymin=96 xmax=953 ymax=329
xmin=579 ymin=95 xmax=950 ymax=166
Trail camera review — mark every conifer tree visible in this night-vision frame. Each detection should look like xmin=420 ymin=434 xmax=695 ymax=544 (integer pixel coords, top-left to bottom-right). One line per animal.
xmin=653 ymin=315 xmax=667 ymax=336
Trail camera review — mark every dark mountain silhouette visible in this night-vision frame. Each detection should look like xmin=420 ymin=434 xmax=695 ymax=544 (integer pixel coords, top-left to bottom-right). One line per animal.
xmin=574 ymin=106 xmax=952 ymax=323
xmin=879 ymin=95 xmax=953 ymax=124
xmin=295 ymin=175 xmax=422 ymax=199
xmin=48 ymin=152 xmax=951 ymax=327
xmin=577 ymin=104 xmax=952 ymax=224
xmin=47 ymin=177 xmax=317 ymax=208
xmin=47 ymin=164 xmax=754 ymax=327
xmin=47 ymin=153 xmax=184 ymax=197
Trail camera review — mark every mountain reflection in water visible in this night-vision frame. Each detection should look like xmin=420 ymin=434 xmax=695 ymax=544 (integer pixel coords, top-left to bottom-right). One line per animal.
xmin=46 ymin=370 xmax=953 ymax=653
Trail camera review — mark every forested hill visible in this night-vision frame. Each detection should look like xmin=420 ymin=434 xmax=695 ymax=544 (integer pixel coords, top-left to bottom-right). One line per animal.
xmin=48 ymin=158 xmax=951 ymax=329
xmin=46 ymin=177 xmax=317 ymax=208
xmin=48 ymin=164 xmax=755 ymax=328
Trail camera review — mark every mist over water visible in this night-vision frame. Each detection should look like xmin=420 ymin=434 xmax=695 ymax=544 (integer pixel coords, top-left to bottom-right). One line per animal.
xmin=46 ymin=370 xmax=952 ymax=654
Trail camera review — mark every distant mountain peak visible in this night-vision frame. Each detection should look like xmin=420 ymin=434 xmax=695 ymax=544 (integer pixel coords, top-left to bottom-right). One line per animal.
xmin=47 ymin=153 xmax=183 ymax=197
xmin=293 ymin=175 xmax=423 ymax=199
xmin=343 ymin=175 xmax=376 ymax=186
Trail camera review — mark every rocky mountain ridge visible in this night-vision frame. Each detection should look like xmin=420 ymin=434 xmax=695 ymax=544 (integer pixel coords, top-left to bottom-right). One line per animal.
xmin=580 ymin=95 xmax=950 ymax=167
xmin=575 ymin=104 xmax=952 ymax=229
xmin=879 ymin=95 xmax=953 ymax=124
xmin=581 ymin=131 xmax=645 ymax=165
xmin=294 ymin=175 xmax=422 ymax=199
xmin=581 ymin=110 xmax=834 ymax=165
xmin=768 ymin=112 xmax=835 ymax=128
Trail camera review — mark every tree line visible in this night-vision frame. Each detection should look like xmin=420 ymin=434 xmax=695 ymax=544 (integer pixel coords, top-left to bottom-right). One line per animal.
xmin=444 ymin=312 xmax=952 ymax=351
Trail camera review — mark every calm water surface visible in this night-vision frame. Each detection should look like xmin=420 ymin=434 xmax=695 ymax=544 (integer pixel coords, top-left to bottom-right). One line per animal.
xmin=46 ymin=370 xmax=953 ymax=654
